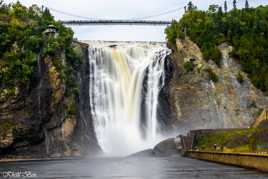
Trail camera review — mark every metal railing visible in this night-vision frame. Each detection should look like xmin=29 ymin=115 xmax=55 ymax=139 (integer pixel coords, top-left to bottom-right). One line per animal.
xmin=61 ymin=20 xmax=172 ymax=26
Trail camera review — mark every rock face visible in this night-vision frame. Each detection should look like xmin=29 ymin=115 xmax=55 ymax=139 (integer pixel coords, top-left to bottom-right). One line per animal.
xmin=0 ymin=42 xmax=100 ymax=158
xmin=152 ymin=138 xmax=178 ymax=157
xmin=165 ymin=38 xmax=268 ymax=133
xmin=157 ymin=55 xmax=177 ymax=132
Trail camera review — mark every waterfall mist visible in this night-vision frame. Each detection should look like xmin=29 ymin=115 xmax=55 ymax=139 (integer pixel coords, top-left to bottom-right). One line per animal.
xmin=87 ymin=41 xmax=171 ymax=156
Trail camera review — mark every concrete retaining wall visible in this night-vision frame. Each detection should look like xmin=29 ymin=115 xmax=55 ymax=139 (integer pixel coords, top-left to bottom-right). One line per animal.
xmin=186 ymin=151 xmax=268 ymax=172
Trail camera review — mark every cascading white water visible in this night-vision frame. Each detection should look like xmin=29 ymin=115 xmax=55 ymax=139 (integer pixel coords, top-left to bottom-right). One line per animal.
xmin=88 ymin=41 xmax=171 ymax=156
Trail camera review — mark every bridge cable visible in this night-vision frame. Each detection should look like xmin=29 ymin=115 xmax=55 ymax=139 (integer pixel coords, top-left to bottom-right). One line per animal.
xmin=132 ymin=0 xmax=189 ymax=20
xmin=132 ymin=6 xmax=185 ymax=20
xmin=45 ymin=6 xmax=98 ymax=20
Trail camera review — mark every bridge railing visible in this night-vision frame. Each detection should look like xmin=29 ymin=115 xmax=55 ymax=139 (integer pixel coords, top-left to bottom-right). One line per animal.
xmin=60 ymin=20 xmax=172 ymax=26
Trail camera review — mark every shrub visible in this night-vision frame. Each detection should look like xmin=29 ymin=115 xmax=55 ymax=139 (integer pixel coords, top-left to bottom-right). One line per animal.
xmin=184 ymin=61 xmax=195 ymax=72
xmin=206 ymin=68 xmax=219 ymax=83
xmin=237 ymin=72 xmax=244 ymax=84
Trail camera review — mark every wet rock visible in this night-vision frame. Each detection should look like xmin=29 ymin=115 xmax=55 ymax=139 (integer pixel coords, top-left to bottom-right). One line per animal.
xmin=128 ymin=149 xmax=154 ymax=158
xmin=157 ymin=55 xmax=177 ymax=132
xmin=152 ymin=138 xmax=179 ymax=157
xmin=0 ymin=130 xmax=14 ymax=148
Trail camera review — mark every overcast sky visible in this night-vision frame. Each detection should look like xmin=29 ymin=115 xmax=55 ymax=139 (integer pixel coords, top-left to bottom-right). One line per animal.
xmin=4 ymin=0 xmax=268 ymax=41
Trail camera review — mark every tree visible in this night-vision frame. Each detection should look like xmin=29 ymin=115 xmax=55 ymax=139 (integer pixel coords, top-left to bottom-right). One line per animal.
xmin=187 ymin=1 xmax=194 ymax=11
xmin=233 ymin=0 xmax=237 ymax=10
xmin=0 ymin=2 xmax=77 ymax=90
xmin=165 ymin=4 xmax=268 ymax=94
xmin=224 ymin=0 xmax=228 ymax=12
xmin=208 ymin=4 xmax=219 ymax=14
xmin=218 ymin=6 xmax=223 ymax=16
xmin=245 ymin=0 xmax=249 ymax=9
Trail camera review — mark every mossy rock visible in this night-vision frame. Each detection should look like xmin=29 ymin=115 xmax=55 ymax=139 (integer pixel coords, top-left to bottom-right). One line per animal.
xmin=0 ymin=120 xmax=20 ymax=148
xmin=0 ymin=120 xmax=18 ymax=134
xmin=224 ymin=134 xmax=249 ymax=148
xmin=205 ymin=67 xmax=219 ymax=83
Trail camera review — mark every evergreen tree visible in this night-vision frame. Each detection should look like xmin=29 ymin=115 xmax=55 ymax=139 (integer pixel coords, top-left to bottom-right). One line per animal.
xmin=187 ymin=1 xmax=194 ymax=11
xmin=208 ymin=5 xmax=219 ymax=14
xmin=233 ymin=0 xmax=237 ymax=10
xmin=218 ymin=6 xmax=223 ymax=16
xmin=245 ymin=0 xmax=249 ymax=9
xmin=165 ymin=4 xmax=268 ymax=93
xmin=224 ymin=0 xmax=228 ymax=12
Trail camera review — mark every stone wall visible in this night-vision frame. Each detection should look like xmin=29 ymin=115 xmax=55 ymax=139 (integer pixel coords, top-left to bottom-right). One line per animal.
xmin=186 ymin=151 xmax=268 ymax=172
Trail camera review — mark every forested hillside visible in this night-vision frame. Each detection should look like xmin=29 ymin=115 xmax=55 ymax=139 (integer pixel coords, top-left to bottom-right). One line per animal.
xmin=0 ymin=1 xmax=79 ymax=98
xmin=165 ymin=1 xmax=268 ymax=94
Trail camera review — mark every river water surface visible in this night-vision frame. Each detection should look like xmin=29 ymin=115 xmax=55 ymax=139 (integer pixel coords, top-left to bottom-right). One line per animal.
xmin=0 ymin=156 xmax=268 ymax=179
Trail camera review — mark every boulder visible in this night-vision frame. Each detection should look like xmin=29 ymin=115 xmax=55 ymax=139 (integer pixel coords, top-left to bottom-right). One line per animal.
xmin=152 ymin=138 xmax=179 ymax=157
xmin=128 ymin=149 xmax=154 ymax=158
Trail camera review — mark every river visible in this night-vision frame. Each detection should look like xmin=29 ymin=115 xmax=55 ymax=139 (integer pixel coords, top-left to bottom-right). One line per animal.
xmin=0 ymin=156 xmax=268 ymax=179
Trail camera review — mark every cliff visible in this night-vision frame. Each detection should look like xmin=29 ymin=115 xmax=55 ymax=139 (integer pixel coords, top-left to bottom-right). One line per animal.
xmin=165 ymin=38 xmax=268 ymax=133
xmin=0 ymin=42 xmax=100 ymax=158
xmin=0 ymin=2 xmax=101 ymax=159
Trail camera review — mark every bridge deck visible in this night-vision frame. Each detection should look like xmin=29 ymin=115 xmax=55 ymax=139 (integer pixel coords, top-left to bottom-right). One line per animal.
xmin=61 ymin=20 xmax=172 ymax=26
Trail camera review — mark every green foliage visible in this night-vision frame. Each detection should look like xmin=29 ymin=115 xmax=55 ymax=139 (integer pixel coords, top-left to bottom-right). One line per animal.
xmin=0 ymin=120 xmax=18 ymax=134
xmin=202 ymin=46 xmax=222 ymax=66
xmin=194 ymin=125 xmax=268 ymax=153
xmin=237 ymin=72 xmax=244 ymax=84
xmin=165 ymin=20 xmax=181 ymax=44
xmin=65 ymin=47 xmax=82 ymax=70
xmin=165 ymin=4 xmax=268 ymax=93
xmin=0 ymin=2 xmax=77 ymax=91
xmin=184 ymin=61 xmax=195 ymax=72
xmin=206 ymin=68 xmax=219 ymax=83
xmin=194 ymin=129 xmax=254 ymax=152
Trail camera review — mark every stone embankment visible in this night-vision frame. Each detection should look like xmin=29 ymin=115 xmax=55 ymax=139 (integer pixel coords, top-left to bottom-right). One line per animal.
xmin=185 ymin=150 xmax=268 ymax=172
xmin=180 ymin=116 xmax=268 ymax=173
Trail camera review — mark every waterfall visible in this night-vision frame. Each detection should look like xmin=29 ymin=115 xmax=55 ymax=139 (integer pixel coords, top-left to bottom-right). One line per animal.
xmin=88 ymin=41 xmax=171 ymax=156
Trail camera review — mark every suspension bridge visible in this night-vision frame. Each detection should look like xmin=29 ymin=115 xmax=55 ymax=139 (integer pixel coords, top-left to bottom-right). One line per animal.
xmin=47 ymin=0 xmax=256 ymax=26
xmin=45 ymin=4 xmax=183 ymax=26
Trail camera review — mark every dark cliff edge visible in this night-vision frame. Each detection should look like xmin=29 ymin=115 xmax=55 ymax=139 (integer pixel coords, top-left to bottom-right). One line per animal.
xmin=72 ymin=42 xmax=101 ymax=156
xmin=0 ymin=42 xmax=101 ymax=159
xmin=157 ymin=55 xmax=177 ymax=132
